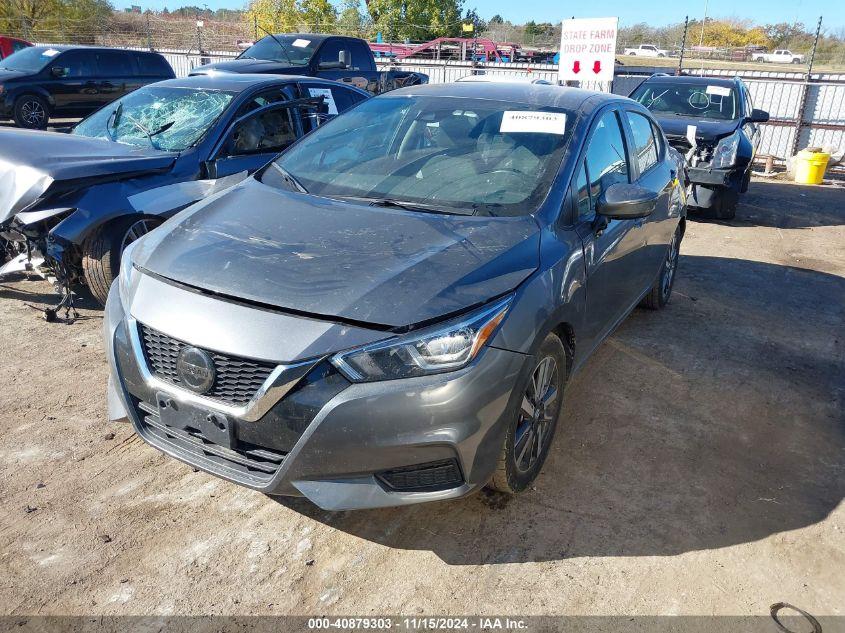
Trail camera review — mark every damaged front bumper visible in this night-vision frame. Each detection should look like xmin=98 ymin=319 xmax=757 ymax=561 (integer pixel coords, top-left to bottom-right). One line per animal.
xmin=104 ymin=276 xmax=528 ymax=510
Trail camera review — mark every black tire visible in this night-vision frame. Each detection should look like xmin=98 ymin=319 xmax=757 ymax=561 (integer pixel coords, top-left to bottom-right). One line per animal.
xmin=13 ymin=94 xmax=50 ymax=130
xmin=488 ymin=333 xmax=569 ymax=494
xmin=82 ymin=216 xmax=162 ymax=307
xmin=640 ymin=225 xmax=682 ymax=310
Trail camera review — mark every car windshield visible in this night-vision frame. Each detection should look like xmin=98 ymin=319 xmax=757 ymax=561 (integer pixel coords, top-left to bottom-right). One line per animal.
xmin=238 ymin=35 xmax=315 ymax=65
xmin=0 ymin=46 xmax=59 ymax=73
xmin=631 ymin=82 xmax=739 ymax=120
xmin=73 ymin=86 xmax=235 ymax=152
xmin=261 ymin=95 xmax=575 ymax=216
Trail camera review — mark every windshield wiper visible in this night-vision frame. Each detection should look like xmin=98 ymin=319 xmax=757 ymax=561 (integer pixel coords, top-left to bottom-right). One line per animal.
xmin=268 ymin=163 xmax=308 ymax=192
xmin=124 ymin=113 xmax=166 ymax=150
xmin=106 ymin=102 xmax=123 ymax=142
xmin=332 ymin=196 xmax=468 ymax=216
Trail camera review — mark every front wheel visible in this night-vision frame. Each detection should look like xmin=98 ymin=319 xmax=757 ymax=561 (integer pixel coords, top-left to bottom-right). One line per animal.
xmin=488 ymin=334 xmax=568 ymax=494
xmin=640 ymin=225 xmax=681 ymax=310
xmin=82 ymin=216 xmax=162 ymax=306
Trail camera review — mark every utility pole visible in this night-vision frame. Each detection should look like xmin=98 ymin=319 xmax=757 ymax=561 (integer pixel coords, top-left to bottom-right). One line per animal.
xmin=677 ymin=16 xmax=688 ymax=75
xmin=146 ymin=12 xmax=153 ymax=50
xmin=698 ymin=0 xmax=709 ymax=74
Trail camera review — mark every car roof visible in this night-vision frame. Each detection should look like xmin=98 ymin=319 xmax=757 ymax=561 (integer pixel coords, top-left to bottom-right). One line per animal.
xmin=150 ymin=73 xmax=347 ymax=93
xmin=386 ymin=81 xmax=622 ymax=113
xmin=267 ymin=33 xmax=335 ymax=44
xmin=27 ymin=45 xmax=162 ymax=54
xmin=642 ymin=74 xmax=739 ymax=88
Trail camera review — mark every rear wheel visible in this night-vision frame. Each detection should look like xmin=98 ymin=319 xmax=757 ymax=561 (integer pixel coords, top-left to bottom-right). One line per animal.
xmin=489 ymin=334 xmax=568 ymax=494
xmin=13 ymin=95 xmax=50 ymax=130
xmin=640 ymin=225 xmax=681 ymax=310
xmin=82 ymin=216 xmax=162 ymax=306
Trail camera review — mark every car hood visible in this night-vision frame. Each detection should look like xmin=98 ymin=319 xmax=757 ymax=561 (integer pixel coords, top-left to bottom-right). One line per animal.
xmin=133 ymin=178 xmax=541 ymax=329
xmin=0 ymin=68 xmax=29 ymax=81
xmin=653 ymin=116 xmax=739 ymax=143
xmin=192 ymin=59 xmax=303 ymax=75
xmin=0 ymin=128 xmax=175 ymax=223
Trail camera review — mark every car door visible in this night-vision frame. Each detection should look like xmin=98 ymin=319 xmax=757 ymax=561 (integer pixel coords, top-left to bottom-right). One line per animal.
xmin=46 ymin=49 xmax=99 ymax=114
xmin=622 ymin=108 xmax=677 ymax=288
xmin=209 ymin=101 xmax=305 ymax=179
xmin=741 ymin=86 xmax=761 ymax=155
xmin=314 ymin=38 xmax=374 ymax=87
xmin=572 ymin=107 xmax=648 ymax=349
xmin=95 ymin=50 xmax=135 ymax=108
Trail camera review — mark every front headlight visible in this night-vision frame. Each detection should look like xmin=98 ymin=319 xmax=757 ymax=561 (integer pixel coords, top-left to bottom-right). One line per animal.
xmin=710 ymin=131 xmax=741 ymax=168
xmin=118 ymin=239 xmax=139 ymax=306
xmin=331 ymin=295 xmax=513 ymax=382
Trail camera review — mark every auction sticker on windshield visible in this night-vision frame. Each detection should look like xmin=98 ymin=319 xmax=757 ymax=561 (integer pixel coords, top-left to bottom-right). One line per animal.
xmin=500 ymin=111 xmax=567 ymax=135
xmin=706 ymin=85 xmax=732 ymax=97
xmin=292 ymin=39 xmax=311 ymax=48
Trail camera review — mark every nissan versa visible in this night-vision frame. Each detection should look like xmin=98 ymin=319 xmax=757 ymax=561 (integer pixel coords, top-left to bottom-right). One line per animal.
xmin=104 ymin=83 xmax=687 ymax=510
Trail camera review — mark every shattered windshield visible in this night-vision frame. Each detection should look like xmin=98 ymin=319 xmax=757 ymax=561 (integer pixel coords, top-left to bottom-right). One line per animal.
xmin=238 ymin=35 xmax=315 ymax=65
xmin=0 ymin=46 xmax=58 ymax=73
xmin=261 ymin=95 xmax=575 ymax=217
xmin=72 ymin=86 xmax=235 ymax=152
xmin=631 ymin=82 xmax=739 ymax=120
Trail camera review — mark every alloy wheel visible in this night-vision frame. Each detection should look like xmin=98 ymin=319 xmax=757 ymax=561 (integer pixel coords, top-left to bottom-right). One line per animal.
xmin=514 ymin=356 xmax=558 ymax=473
xmin=21 ymin=100 xmax=46 ymax=128
xmin=661 ymin=231 xmax=680 ymax=300
xmin=120 ymin=218 xmax=159 ymax=252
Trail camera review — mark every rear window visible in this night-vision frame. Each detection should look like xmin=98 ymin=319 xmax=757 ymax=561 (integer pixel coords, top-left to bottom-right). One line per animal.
xmin=136 ymin=53 xmax=172 ymax=76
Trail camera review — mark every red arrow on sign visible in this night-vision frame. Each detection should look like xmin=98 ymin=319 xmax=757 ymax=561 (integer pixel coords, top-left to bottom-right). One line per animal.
xmin=592 ymin=60 xmax=602 ymax=74
xmin=572 ymin=61 xmax=581 ymax=74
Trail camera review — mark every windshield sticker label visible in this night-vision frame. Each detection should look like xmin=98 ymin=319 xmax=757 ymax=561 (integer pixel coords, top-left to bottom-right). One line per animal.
xmin=42 ymin=49 xmax=60 ymax=57
xmin=292 ymin=38 xmax=311 ymax=48
xmin=308 ymin=87 xmax=337 ymax=115
xmin=500 ymin=111 xmax=567 ymax=135
xmin=706 ymin=85 xmax=731 ymax=97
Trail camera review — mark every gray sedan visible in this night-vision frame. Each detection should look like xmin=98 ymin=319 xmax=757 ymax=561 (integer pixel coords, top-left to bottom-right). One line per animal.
xmin=104 ymin=82 xmax=687 ymax=510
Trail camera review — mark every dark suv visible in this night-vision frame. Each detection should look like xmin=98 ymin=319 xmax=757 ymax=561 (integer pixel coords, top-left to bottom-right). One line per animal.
xmin=630 ymin=75 xmax=769 ymax=219
xmin=0 ymin=45 xmax=174 ymax=129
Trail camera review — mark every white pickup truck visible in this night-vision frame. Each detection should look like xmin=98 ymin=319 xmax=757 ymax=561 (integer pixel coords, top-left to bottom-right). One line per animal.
xmin=624 ymin=44 xmax=669 ymax=58
xmin=752 ymin=49 xmax=805 ymax=64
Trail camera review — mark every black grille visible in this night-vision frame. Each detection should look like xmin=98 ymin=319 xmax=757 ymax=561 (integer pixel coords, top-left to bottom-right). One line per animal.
xmin=377 ymin=459 xmax=464 ymax=492
xmin=139 ymin=324 xmax=276 ymax=406
xmin=134 ymin=399 xmax=286 ymax=483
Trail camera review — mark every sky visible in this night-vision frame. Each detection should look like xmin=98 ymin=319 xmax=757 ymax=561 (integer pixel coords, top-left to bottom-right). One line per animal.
xmin=122 ymin=0 xmax=844 ymax=31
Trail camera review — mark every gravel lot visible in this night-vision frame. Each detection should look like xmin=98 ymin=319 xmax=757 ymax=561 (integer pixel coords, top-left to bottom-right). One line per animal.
xmin=0 ymin=177 xmax=842 ymax=618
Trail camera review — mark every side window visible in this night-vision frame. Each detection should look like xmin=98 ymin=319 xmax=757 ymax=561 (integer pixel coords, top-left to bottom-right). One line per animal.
xmin=650 ymin=121 xmax=665 ymax=159
xmin=584 ymin=110 xmax=630 ymax=206
xmin=97 ymin=51 xmax=133 ymax=75
xmin=136 ymin=53 xmax=172 ymax=76
xmin=224 ymin=107 xmax=297 ymax=157
xmin=235 ymin=85 xmax=297 ymax=117
xmin=626 ymin=111 xmax=658 ymax=174
xmin=317 ymin=40 xmax=347 ymax=67
xmin=574 ymin=160 xmax=591 ymax=220
xmin=348 ymin=40 xmax=373 ymax=71
xmin=53 ymin=50 xmax=97 ymax=78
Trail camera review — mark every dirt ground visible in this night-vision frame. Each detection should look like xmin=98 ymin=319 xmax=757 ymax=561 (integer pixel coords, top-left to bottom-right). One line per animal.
xmin=0 ymin=178 xmax=842 ymax=618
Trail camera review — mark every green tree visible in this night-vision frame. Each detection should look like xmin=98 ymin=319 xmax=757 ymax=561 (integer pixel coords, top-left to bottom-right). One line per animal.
xmin=367 ymin=0 xmax=464 ymax=41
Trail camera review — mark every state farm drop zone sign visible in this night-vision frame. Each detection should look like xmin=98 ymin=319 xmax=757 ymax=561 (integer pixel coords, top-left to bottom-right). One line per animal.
xmin=558 ymin=17 xmax=619 ymax=83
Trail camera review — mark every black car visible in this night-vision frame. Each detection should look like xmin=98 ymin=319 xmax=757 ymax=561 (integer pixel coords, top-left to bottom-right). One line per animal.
xmin=193 ymin=33 xmax=426 ymax=95
xmin=630 ymin=75 xmax=769 ymax=219
xmin=0 ymin=45 xmax=174 ymax=129
xmin=0 ymin=73 xmax=369 ymax=312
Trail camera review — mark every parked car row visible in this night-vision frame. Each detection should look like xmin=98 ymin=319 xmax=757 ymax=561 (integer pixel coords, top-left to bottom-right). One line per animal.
xmin=1 ymin=51 xmax=690 ymax=509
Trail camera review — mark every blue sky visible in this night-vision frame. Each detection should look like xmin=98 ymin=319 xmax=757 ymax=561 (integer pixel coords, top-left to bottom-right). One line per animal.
xmin=123 ymin=0 xmax=844 ymax=31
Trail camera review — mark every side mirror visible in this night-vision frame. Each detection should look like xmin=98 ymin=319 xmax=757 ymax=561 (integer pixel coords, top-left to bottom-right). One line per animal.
xmin=51 ymin=66 xmax=67 ymax=78
xmin=317 ymin=60 xmax=345 ymax=70
xmin=596 ymin=183 xmax=659 ymax=220
xmin=747 ymin=108 xmax=769 ymax=123
xmin=339 ymin=49 xmax=351 ymax=68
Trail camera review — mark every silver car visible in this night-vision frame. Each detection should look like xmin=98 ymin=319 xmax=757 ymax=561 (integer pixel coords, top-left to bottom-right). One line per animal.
xmin=105 ymin=82 xmax=686 ymax=510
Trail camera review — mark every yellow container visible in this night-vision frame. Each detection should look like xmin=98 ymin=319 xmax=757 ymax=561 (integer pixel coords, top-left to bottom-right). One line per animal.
xmin=794 ymin=149 xmax=831 ymax=185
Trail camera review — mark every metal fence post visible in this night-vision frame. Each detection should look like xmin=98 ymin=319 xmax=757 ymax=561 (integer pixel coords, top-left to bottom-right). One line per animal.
xmin=792 ymin=16 xmax=823 ymax=156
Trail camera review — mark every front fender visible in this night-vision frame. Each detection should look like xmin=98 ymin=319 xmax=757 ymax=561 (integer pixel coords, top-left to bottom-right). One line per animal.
xmin=6 ymin=83 xmax=55 ymax=109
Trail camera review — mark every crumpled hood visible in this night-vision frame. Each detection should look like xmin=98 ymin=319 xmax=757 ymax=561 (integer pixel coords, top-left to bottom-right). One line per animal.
xmin=654 ymin=116 xmax=739 ymax=143
xmin=0 ymin=128 xmax=175 ymax=223
xmin=191 ymin=59 xmax=301 ymax=75
xmin=134 ymin=178 xmax=540 ymax=328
